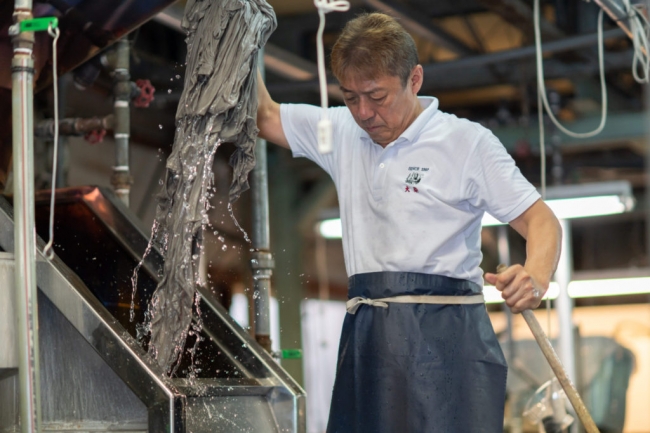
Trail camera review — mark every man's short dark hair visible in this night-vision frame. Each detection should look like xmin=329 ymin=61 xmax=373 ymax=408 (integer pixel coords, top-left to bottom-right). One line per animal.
xmin=330 ymin=12 xmax=419 ymax=87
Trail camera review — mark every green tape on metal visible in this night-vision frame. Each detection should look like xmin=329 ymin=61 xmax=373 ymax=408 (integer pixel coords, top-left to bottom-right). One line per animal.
xmin=20 ymin=17 xmax=58 ymax=33
xmin=281 ymin=349 xmax=302 ymax=359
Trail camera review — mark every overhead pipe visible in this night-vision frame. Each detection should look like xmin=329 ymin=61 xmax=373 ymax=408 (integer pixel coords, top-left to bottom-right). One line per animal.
xmin=267 ymin=27 xmax=626 ymax=94
xmin=11 ymin=0 xmax=42 ymax=431
xmin=34 ymin=115 xmax=114 ymax=140
xmin=250 ymin=50 xmax=274 ymax=353
xmin=111 ymin=38 xmax=132 ymax=207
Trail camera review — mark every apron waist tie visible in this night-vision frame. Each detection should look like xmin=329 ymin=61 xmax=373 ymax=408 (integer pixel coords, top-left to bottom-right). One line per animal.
xmin=345 ymin=294 xmax=486 ymax=314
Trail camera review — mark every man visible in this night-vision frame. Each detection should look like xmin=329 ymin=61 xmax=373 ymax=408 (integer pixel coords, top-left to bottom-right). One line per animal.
xmin=257 ymin=12 xmax=561 ymax=433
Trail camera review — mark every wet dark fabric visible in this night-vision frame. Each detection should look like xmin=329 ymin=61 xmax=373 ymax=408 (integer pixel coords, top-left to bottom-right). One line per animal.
xmin=327 ymin=272 xmax=507 ymax=433
xmin=147 ymin=0 xmax=276 ymax=372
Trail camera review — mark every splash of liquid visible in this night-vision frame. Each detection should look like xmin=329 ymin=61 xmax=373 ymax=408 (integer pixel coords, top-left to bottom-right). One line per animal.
xmin=227 ymin=202 xmax=251 ymax=244
xmin=131 ymin=0 xmax=276 ymax=376
xmin=130 ymin=220 xmax=161 ymax=323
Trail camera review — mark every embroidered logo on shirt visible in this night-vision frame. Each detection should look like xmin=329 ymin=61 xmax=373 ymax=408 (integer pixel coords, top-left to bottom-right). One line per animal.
xmin=405 ymin=172 xmax=422 ymax=184
xmin=405 ymin=166 xmax=429 ymax=185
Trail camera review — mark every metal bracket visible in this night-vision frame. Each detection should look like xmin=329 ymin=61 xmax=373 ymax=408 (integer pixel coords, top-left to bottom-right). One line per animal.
xmin=9 ymin=16 xmax=58 ymax=36
xmin=250 ymin=251 xmax=275 ymax=271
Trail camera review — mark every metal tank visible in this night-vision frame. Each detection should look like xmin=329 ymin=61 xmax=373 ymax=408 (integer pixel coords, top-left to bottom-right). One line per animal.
xmin=0 ymin=186 xmax=306 ymax=432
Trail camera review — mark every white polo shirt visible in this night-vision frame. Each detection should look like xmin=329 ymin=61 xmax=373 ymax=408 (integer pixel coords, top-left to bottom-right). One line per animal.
xmin=280 ymin=97 xmax=539 ymax=286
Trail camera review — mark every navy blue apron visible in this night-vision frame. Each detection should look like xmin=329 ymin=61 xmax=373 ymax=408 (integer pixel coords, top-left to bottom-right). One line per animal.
xmin=326 ymin=272 xmax=507 ymax=433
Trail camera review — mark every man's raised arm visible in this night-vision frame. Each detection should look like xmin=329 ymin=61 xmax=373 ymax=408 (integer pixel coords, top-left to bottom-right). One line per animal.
xmin=484 ymin=199 xmax=562 ymax=313
xmin=256 ymin=70 xmax=289 ymax=149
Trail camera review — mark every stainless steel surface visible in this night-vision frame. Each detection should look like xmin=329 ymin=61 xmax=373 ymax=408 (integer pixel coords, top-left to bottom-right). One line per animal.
xmin=251 ymin=50 xmax=274 ymax=348
xmin=39 ymin=293 xmax=148 ymax=431
xmin=556 ymin=219 xmax=577 ymax=383
xmin=0 ymin=253 xmax=18 ymax=370
xmin=11 ymin=1 xmax=42 ymax=430
xmin=0 ymin=186 xmax=306 ymax=432
xmin=185 ymin=395 xmax=285 ymax=433
xmin=251 ymin=252 xmax=273 ymax=343
xmin=251 ymin=50 xmax=271 ymax=252
xmin=0 ymin=372 xmax=19 ymax=432
xmin=112 ymin=38 xmax=132 ymax=207
xmin=0 ymin=264 xmax=148 ymax=432
xmin=252 ymin=142 xmax=271 ymax=250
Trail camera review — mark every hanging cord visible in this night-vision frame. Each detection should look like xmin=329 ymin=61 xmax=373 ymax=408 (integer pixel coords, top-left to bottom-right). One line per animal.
xmin=621 ymin=0 xmax=650 ymax=82
xmin=534 ymin=1 xmax=605 ymax=338
xmin=314 ymin=0 xmax=350 ymax=153
xmin=534 ymin=0 xmax=607 ymax=138
xmin=43 ymin=23 xmax=61 ymax=261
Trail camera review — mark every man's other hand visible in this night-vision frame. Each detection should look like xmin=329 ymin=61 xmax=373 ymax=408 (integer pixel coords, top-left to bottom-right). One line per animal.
xmin=484 ymin=264 xmax=545 ymax=314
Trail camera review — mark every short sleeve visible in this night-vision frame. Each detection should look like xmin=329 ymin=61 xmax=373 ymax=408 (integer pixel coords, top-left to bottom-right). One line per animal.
xmin=280 ymin=103 xmax=340 ymax=177
xmin=463 ymin=131 xmax=540 ymax=223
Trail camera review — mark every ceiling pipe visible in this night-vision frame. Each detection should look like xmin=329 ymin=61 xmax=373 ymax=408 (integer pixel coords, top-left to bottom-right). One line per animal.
xmin=363 ymin=0 xmax=477 ymax=56
xmin=154 ymin=6 xmax=343 ymax=100
xmin=421 ymin=27 xmax=624 ymax=76
xmin=266 ymin=27 xmax=627 ymax=94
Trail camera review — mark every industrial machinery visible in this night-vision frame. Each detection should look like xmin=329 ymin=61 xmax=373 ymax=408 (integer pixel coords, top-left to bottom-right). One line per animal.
xmin=0 ymin=186 xmax=305 ymax=432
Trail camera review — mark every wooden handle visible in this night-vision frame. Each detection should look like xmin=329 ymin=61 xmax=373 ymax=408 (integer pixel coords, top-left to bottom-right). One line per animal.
xmin=496 ymin=265 xmax=600 ymax=433
xmin=521 ymin=310 xmax=599 ymax=432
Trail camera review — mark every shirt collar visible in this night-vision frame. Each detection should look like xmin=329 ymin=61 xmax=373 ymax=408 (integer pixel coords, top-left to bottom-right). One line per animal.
xmin=359 ymin=96 xmax=439 ymax=146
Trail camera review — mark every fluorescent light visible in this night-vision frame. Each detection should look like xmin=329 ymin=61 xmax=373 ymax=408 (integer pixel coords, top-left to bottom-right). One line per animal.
xmin=320 ymin=181 xmax=635 ymax=234
xmin=481 ymin=213 xmax=503 ymax=227
xmin=484 ymin=283 xmax=560 ymax=303
xmin=568 ymin=277 xmax=650 ymax=298
xmin=322 ymin=193 xmax=632 ymax=234
xmin=319 ymin=218 xmax=343 ymax=239
xmin=483 ymin=277 xmax=650 ymax=303
xmin=481 ymin=194 xmax=631 ymax=226
xmin=545 ymin=195 xmax=628 ymax=219
xmin=482 ymin=181 xmax=635 ymax=226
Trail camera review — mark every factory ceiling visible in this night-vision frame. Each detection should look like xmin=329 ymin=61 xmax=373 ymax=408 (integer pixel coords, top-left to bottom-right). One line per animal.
xmin=0 ymin=0 xmax=645 ymax=177
xmin=0 ymin=0 xmax=647 ymax=297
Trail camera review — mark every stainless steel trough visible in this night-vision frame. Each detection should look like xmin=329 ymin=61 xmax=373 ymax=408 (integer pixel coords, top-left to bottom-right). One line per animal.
xmin=0 ymin=186 xmax=306 ymax=432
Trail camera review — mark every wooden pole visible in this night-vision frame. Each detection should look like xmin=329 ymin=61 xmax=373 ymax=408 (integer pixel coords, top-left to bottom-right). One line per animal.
xmin=496 ymin=264 xmax=599 ymax=433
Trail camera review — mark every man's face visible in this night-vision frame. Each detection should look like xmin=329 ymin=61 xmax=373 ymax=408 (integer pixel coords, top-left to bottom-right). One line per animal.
xmin=339 ymin=65 xmax=423 ymax=147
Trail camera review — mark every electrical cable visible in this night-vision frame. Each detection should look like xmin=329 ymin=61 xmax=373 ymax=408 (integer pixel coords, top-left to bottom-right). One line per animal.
xmin=314 ymin=0 xmax=350 ymax=153
xmin=43 ymin=23 xmax=60 ymax=261
xmin=621 ymin=0 xmax=650 ymax=83
xmin=534 ymin=0 xmax=608 ymax=139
